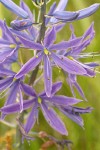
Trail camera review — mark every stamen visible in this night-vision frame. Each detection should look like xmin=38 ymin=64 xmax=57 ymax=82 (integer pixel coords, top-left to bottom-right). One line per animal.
xmin=38 ymin=97 xmax=42 ymax=104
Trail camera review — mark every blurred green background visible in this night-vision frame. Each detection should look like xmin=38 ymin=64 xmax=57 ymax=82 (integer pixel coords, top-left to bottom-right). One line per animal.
xmin=0 ymin=0 xmax=100 ymax=150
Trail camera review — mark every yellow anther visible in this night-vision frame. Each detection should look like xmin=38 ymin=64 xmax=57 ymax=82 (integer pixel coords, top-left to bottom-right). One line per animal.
xmin=38 ymin=97 xmax=42 ymax=104
xmin=10 ymin=44 xmax=16 ymax=49
xmin=35 ymin=55 xmax=38 ymax=58
xmin=68 ymin=56 xmax=74 ymax=60
xmin=44 ymin=48 xmax=49 ymax=55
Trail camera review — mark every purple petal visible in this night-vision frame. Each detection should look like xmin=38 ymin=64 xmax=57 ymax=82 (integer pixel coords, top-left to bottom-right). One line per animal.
xmin=0 ymin=77 xmax=13 ymax=92
xmin=0 ymin=0 xmax=28 ymax=19
xmin=44 ymin=27 xmax=56 ymax=48
xmin=44 ymin=55 xmax=52 ymax=97
xmin=52 ymin=11 xmax=79 ymax=21
xmin=51 ymin=53 xmax=87 ymax=75
xmin=0 ymin=39 xmax=12 ymax=45
xmin=16 ymin=35 xmax=43 ymax=50
xmin=49 ymin=37 xmax=82 ymax=50
xmin=19 ymin=85 xmax=23 ymax=112
xmin=21 ymin=82 xmax=37 ymax=97
xmin=11 ymin=19 xmax=33 ymax=31
xmin=41 ymin=102 xmax=68 ymax=135
xmin=77 ymin=3 xmax=100 ymax=20
xmin=60 ymin=107 xmax=84 ymax=127
xmin=45 ymin=2 xmax=56 ymax=25
xmin=4 ymin=81 xmax=19 ymax=106
xmin=0 ymin=99 xmax=35 ymax=114
xmin=0 ymin=66 xmax=15 ymax=76
xmin=43 ymin=95 xmax=82 ymax=106
xmin=39 ymin=81 xmax=62 ymax=97
xmin=24 ymin=102 xmax=38 ymax=133
xmin=20 ymin=0 xmax=33 ymax=20
xmin=15 ymin=52 xmax=43 ymax=79
xmin=4 ymin=21 xmax=17 ymax=43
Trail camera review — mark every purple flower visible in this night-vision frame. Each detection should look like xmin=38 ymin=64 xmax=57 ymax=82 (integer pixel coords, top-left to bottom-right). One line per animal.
xmin=48 ymin=2 xmax=100 ymax=23
xmin=0 ymin=20 xmax=20 ymax=64
xmin=0 ymin=0 xmax=28 ymax=18
xmin=64 ymin=23 xmax=96 ymax=100
xmin=14 ymin=25 xmax=95 ymax=97
xmin=0 ymin=82 xmax=80 ymax=135
xmin=0 ymin=82 xmax=92 ymax=137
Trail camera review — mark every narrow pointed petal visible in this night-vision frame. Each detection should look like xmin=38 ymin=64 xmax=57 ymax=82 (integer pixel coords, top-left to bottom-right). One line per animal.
xmin=52 ymin=11 xmax=79 ymax=21
xmin=16 ymin=35 xmax=43 ymax=50
xmin=20 ymin=0 xmax=33 ymax=20
xmin=44 ymin=27 xmax=56 ymax=48
xmin=0 ymin=0 xmax=28 ymax=18
xmin=51 ymin=53 xmax=87 ymax=75
xmin=24 ymin=102 xmax=38 ymax=133
xmin=44 ymin=55 xmax=52 ymax=97
xmin=41 ymin=102 xmax=68 ymax=135
xmin=49 ymin=37 xmax=82 ymax=51
xmin=50 ymin=0 xmax=68 ymax=23
xmin=67 ymin=74 xmax=87 ymax=100
xmin=4 ymin=21 xmax=17 ymax=43
xmin=19 ymin=86 xmax=23 ymax=112
xmin=0 ymin=77 xmax=13 ymax=92
xmin=45 ymin=2 xmax=56 ymax=25
xmin=43 ymin=95 xmax=82 ymax=106
xmin=76 ymin=3 xmax=100 ymax=20
xmin=0 ymin=39 xmax=12 ymax=45
xmin=15 ymin=53 xmax=43 ymax=79
xmin=39 ymin=82 xmax=62 ymax=97
xmin=21 ymin=82 xmax=37 ymax=97
xmin=0 ymin=66 xmax=15 ymax=76
xmin=4 ymin=81 xmax=19 ymax=106
xmin=60 ymin=107 xmax=84 ymax=127
xmin=0 ymin=99 xmax=34 ymax=114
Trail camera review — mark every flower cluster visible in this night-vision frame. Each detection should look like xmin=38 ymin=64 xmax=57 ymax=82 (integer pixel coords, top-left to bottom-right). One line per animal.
xmin=0 ymin=0 xmax=100 ymax=141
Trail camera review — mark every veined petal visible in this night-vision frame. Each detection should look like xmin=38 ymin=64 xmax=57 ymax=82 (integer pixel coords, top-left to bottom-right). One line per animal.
xmin=76 ymin=3 xmax=100 ymax=20
xmin=24 ymin=102 xmax=38 ymax=133
xmin=15 ymin=52 xmax=43 ymax=79
xmin=0 ymin=0 xmax=28 ymax=18
xmin=21 ymin=82 xmax=37 ymax=97
xmin=19 ymin=85 xmax=23 ymax=112
xmin=0 ymin=66 xmax=15 ymax=76
xmin=51 ymin=53 xmax=87 ymax=75
xmin=0 ymin=99 xmax=34 ymax=114
xmin=44 ymin=55 xmax=52 ymax=97
xmin=55 ymin=0 xmax=68 ymax=11
xmin=16 ymin=35 xmax=43 ymax=50
xmin=44 ymin=27 xmax=56 ymax=48
xmin=49 ymin=37 xmax=82 ymax=51
xmin=0 ymin=39 xmax=12 ymax=45
xmin=0 ymin=77 xmax=13 ymax=92
xmin=41 ymin=102 xmax=68 ymax=135
xmin=52 ymin=11 xmax=79 ymax=21
xmin=43 ymin=95 xmax=82 ymax=106
xmin=4 ymin=21 xmax=17 ymax=43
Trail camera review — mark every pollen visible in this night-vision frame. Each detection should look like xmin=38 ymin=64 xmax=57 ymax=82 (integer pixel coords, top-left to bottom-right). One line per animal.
xmin=9 ymin=44 xmax=16 ymax=49
xmin=68 ymin=56 xmax=74 ymax=60
xmin=44 ymin=48 xmax=51 ymax=55
xmin=38 ymin=97 xmax=42 ymax=104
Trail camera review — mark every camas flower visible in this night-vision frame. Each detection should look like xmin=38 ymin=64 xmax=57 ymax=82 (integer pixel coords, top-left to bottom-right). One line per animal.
xmin=0 ymin=82 xmax=92 ymax=138
xmin=47 ymin=0 xmax=100 ymax=23
xmin=64 ymin=23 xmax=96 ymax=100
xmin=14 ymin=25 xmax=95 ymax=97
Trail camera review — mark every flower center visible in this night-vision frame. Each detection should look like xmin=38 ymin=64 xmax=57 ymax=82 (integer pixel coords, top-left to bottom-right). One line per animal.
xmin=38 ymin=97 xmax=42 ymax=104
xmin=44 ymin=48 xmax=51 ymax=55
